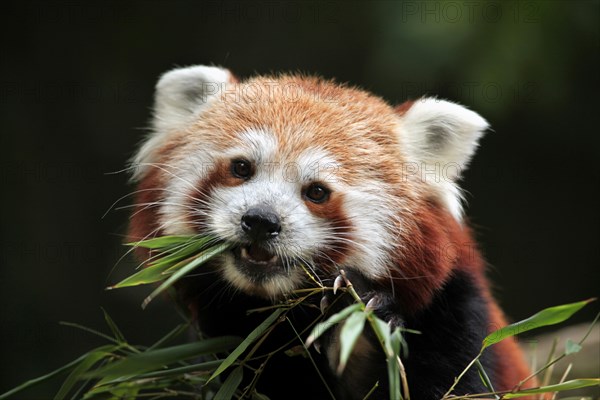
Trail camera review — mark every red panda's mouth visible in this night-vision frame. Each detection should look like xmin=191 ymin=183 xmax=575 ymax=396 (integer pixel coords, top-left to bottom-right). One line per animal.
xmin=231 ymin=244 xmax=284 ymax=280
xmin=239 ymin=244 xmax=278 ymax=264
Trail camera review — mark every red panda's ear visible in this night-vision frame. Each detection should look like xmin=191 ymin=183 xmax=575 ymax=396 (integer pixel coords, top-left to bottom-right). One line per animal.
xmin=397 ymin=97 xmax=489 ymax=219
xmin=398 ymin=97 xmax=489 ymax=180
xmin=131 ymin=65 xmax=235 ymax=180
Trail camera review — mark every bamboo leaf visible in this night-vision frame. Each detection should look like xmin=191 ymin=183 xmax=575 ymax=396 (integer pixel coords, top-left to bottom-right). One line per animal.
xmin=337 ymin=311 xmax=366 ymax=374
xmin=147 ymin=323 xmax=189 ymax=351
xmin=372 ymin=315 xmax=392 ymax=355
xmin=59 ymin=321 xmax=118 ymax=344
xmin=209 ymin=308 xmax=284 ymax=382
xmin=54 ymin=345 xmax=118 ymax=400
xmin=83 ymin=379 xmax=170 ymax=398
xmin=86 ymin=360 xmax=223 ymax=389
xmin=148 ymin=237 xmax=214 ymax=268
xmin=109 ymin=239 xmax=218 ymax=290
xmin=306 ymin=303 xmax=362 ymax=348
xmin=107 ymin=261 xmax=173 ymax=289
xmin=475 ymin=359 xmax=497 ymax=397
xmin=0 ymin=351 xmax=101 ymax=400
xmin=483 ymin=299 xmax=595 ymax=348
xmin=142 ymin=242 xmax=231 ymax=308
xmin=390 ymin=328 xmax=405 ymax=400
xmin=101 ymin=308 xmax=126 ymax=343
xmin=125 ymin=235 xmax=199 ymax=249
xmin=502 ymin=379 xmax=600 ymax=398
xmin=214 ymin=366 xmax=244 ymax=400
xmin=88 ymin=336 xmax=241 ymax=381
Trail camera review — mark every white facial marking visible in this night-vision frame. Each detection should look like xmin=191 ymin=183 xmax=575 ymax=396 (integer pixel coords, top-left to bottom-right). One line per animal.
xmin=221 ymin=253 xmax=304 ymax=299
xmin=155 ymin=127 xmax=401 ymax=297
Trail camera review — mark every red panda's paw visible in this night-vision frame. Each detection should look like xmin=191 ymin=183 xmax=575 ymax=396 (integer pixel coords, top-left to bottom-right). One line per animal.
xmin=321 ymin=270 xmax=405 ymax=328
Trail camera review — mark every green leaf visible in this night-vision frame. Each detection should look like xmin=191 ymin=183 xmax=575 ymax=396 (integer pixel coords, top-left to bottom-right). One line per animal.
xmin=389 ymin=328 xmax=404 ymax=400
xmin=54 ymin=345 xmax=118 ymax=400
xmin=366 ymin=314 xmax=402 ymax=400
xmin=125 ymin=235 xmax=199 ymax=249
xmin=134 ymin=360 xmax=223 ymax=379
xmin=474 ymin=359 xmax=497 ymax=397
xmin=107 ymin=261 xmax=173 ymax=289
xmin=142 ymin=242 xmax=231 ymax=308
xmin=89 ymin=336 xmax=241 ymax=381
xmin=102 ymin=308 xmax=126 ymax=343
xmin=84 ymin=378 xmax=171 ymax=398
xmin=148 ymin=237 xmax=214 ymax=269
xmin=109 ymin=239 xmax=218 ymax=290
xmin=483 ymin=299 xmax=594 ymax=348
xmin=389 ymin=328 xmax=402 ymax=357
xmin=214 ymin=366 xmax=244 ymax=400
xmin=209 ymin=308 xmax=284 ymax=382
xmin=502 ymin=379 xmax=600 ymax=398
xmin=337 ymin=311 xmax=367 ymax=374
xmin=147 ymin=323 xmax=189 ymax=351
xmin=59 ymin=321 xmax=118 ymax=344
xmin=565 ymin=338 xmax=582 ymax=355
xmin=0 ymin=351 xmax=99 ymax=400
xmin=386 ymin=347 xmax=401 ymax=400
xmin=372 ymin=315 xmax=392 ymax=356
xmin=305 ymin=303 xmax=362 ymax=347
xmin=83 ymin=361 xmax=224 ymax=396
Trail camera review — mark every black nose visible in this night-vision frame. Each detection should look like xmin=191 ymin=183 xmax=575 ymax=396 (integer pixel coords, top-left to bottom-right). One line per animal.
xmin=241 ymin=206 xmax=281 ymax=241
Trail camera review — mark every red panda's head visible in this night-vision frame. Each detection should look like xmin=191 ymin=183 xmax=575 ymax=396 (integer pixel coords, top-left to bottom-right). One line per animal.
xmin=129 ymin=65 xmax=488 ymax=302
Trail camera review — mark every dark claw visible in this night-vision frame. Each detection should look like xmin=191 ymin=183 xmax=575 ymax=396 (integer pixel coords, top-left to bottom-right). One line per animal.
xmin=313 ymin=340 xmax=322 ymax=354
xmin=320 ymin=295 xmax=330 ymax=314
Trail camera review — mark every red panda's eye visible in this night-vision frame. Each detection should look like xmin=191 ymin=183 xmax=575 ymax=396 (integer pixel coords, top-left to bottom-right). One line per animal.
xmin=231 ymin=159 xmax=252 ymax=179
xmin=304 ymin=183 xmax=330 ymax=203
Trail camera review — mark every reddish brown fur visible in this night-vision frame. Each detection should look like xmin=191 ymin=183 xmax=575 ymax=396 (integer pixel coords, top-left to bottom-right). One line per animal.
xmin=386 ymin=198 xmax=533 ymax=390
xmin=386 ymin=200 xmax=470 ymax=312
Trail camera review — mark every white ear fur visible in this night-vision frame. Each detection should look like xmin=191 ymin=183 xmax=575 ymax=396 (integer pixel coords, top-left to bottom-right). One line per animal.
xmin=131 ymin=65 xmax=233 ymax=180
xmin=399 ymin=97 xmax=489 ymax=219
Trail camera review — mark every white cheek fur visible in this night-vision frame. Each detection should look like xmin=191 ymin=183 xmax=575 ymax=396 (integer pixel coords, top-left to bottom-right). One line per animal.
xmin=159 ymin=149 xmax=216 ymax=236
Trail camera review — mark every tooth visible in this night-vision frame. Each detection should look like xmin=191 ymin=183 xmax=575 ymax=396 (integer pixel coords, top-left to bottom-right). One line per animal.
xmin=333 ymin=275 xmax=344 ymax=295
xmin=241 ymin=247 xmax=249 ymax=259
xmin=320 ymin=296 xmax=330 ymax=314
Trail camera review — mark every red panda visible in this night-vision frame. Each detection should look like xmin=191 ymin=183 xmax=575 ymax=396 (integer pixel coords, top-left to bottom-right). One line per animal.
xmin=128 ymin=65 xmax=533 ymax=399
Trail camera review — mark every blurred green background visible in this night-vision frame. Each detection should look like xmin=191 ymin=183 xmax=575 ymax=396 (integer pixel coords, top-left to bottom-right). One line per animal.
xmin=1 ymin=0 xmax=598 ymax=397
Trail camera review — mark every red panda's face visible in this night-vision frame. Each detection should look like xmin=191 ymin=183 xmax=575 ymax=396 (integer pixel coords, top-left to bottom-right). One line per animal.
xmin=129 ymin=66 xmax=488 ymax=299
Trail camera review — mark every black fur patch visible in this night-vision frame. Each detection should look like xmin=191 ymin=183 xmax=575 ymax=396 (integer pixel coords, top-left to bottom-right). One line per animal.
xmin=179 ymin=267 xmax=495 ymax=399
xmin=400 ymin=271 xmax=495 ymax=398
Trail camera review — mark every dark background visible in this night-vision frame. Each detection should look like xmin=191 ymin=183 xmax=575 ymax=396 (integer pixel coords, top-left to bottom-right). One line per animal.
xmin=1 ymin=0 xmax=598 ymax=397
